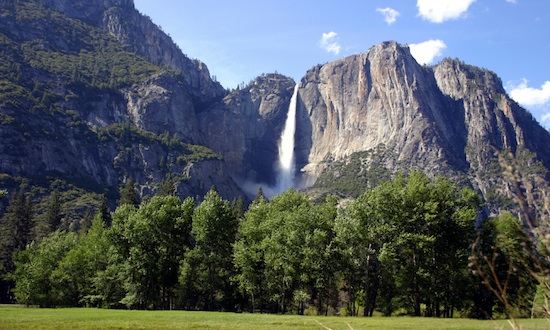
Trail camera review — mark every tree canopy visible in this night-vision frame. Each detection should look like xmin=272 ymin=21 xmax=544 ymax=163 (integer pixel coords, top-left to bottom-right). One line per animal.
xmin=3 ymin=171 xmax=545 ymax=319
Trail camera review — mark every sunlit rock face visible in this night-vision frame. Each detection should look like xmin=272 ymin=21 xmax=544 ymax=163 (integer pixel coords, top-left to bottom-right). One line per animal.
xmin=296 ymin=41 xmax=468 ymax=183
xmin=295 ymin=41 xmax=550 ymax=215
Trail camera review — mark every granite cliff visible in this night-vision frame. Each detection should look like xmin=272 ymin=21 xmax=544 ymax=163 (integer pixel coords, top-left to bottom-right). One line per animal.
xmin=293 ymin=42 xmax=550 ymax=216
xmin=39 ymin=0 xmax=225 ymax=103
xmin=0 ymin=0 xmax=241 ymax=202
xmin=198 ymin=74 xmax=295 ymax=190
xmin=0 ymin=0 xmax=548 ymax=217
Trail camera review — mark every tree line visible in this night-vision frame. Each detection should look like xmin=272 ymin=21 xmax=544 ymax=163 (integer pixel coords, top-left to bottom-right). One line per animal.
xmin=0 ymin=171 xmax=541 ymax=318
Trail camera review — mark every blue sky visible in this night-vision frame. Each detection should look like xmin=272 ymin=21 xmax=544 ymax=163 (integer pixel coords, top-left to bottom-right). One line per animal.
xmin=133 ymin=0 xmax=550 ymax=128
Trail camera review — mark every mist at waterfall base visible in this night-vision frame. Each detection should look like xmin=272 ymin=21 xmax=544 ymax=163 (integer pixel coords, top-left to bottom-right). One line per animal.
xmin=239 ymin=85 xmax=300 ymax=199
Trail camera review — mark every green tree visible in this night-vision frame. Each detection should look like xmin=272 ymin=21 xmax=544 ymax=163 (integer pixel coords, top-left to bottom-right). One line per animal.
xmin=180 ymin=188 xmax=237 ymax=310
xmin=231 ymin=195 xmax=246 ymax=220
xmin=11 ymin=231 xmax=78 ymax=307
xmin=233 ymin=194 xmax=270 ymax=312
xmin=234 ymin=189 xmax=338 ymax=314
xmin=35 ymin=190 xmax=63 ymax=240
xmin=306 ymin=195 xmax=339 ymax=315
xmin=378 ymin=172 xmax=478 ymax=317
xmin=98 ymin=194 xmax=112 ymax=227
xmin=334 ymin=179 xmax=397 ymax=316
xmin=118 ymin=178 xmax=140 ymax=207
xmin=50 ymin=214 xmax=111 ymax=307
xmin=336 ymin=171 xmax=479 ymax=317
xmin=0 ymin=187 xmax=34 ymax=277
xmin=471 ymin=212 xmax=538 ymax=319
xmin=0 ymin=187 xmax=33 ymax=303
xmin=109 ymin=196 xmax=194 ymax=309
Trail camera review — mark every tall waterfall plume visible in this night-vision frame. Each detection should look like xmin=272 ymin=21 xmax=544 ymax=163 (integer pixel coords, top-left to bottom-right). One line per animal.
xmin=274 ymin=84 xmax=299 ymax=194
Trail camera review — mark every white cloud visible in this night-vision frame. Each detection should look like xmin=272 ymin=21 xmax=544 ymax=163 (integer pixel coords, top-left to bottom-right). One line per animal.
xmin=376 ymin=7 xmax=400 ymax=25
xmin=506 ymin=0 xmax=517 ymax=3
xmin=409 ymin=39 xmax=447 ymax=65
xmin=508 ymin=79 xmax=550 ymax=128
xmin=417 ymin=0 xmax=476 ymax=23
xmin=319 ymin=31 xmax=341 ymax=55
xmin=509 ymin=79 xmax=550 ymax=107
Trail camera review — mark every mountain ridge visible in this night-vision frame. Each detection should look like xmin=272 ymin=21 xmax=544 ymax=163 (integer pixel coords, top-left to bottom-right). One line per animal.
xmin=291 ymin=41 xmax=549 ymax=217
xmin=0 ymin=0 xmax=243 ymax=204
xmin=0 ymin=0 xmax=548 ymax=219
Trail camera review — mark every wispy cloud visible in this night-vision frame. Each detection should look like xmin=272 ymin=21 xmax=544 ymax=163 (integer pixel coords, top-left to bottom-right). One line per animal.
xmin=508 ymin=79 xmax=550 ymax=128
xmin=417 ymin=0 xmax=476 ymax=23
xmin=505 ymin=0 xmax=518 ymax=3
xmin=319 ymin=32 xmax=341 ymax=55
xmin=409 ymin=39 xmax=447 ymax=65
xmin=509 ymin=79 xmax=550 ymax=106
xmin=376 ymin=7 xmax=400 ymax=25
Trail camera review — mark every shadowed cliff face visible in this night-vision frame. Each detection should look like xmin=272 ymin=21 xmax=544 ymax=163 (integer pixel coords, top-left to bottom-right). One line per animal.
xmin=0 ymin=0 xmax=243 ymax=202
xmin=198 ymin=74 xmax=295 ymax=189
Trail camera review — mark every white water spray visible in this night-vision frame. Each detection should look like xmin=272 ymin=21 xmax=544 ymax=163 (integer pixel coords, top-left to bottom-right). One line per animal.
xmin=275 ymin=84 xmax=299 ymax=193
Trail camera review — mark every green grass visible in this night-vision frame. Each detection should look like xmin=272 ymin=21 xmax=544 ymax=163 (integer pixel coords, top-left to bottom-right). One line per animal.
xmin=0 ymin=306 xmax=548 ymax=330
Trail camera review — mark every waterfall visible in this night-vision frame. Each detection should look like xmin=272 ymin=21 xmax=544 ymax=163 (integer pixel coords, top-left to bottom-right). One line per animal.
xmin=274 ymin=84 xmax=299 ymax=194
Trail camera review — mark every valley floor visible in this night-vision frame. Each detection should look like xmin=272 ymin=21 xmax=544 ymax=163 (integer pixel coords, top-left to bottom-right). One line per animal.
xmin=0 ymin=306 xmax=549 ymax=330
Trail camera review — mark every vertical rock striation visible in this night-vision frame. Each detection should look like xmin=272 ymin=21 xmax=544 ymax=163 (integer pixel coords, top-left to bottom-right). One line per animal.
xmin=297 ymin=42 xmax=468 ymax=182
xmin=198 ymin=74 xmax=295 ymax=188
xmin=296 ymin=41 xmax=550 ymax=215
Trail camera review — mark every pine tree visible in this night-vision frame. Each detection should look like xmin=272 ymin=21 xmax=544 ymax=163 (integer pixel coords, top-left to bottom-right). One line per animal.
xmin=0 ymin=187 xmax=34 ymax=302
xmin=98 ymin=194 xmax=112 ymax=226
xmin=118 ymin=178 xmax=140 ymax=207
xmin=45 ymin=190 xmax=62 ymax=232
xmin=254 ymin=186 xmax=265 ymax=203
xmin=156 ymin=175 xmax=177 ymax=197
xmin=231 ymin=195 xmax=245 ymax=220
xmin=35 ymin=190 xmax=63 ymax=241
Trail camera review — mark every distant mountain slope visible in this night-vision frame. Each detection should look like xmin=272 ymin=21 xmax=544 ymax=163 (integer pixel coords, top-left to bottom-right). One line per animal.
xmin=37 ymin=0 xmax=226 ymax=103
xmin=0 ymin=0 xmax=242 ymax=202
xmin=0 ymin=1 xmax=548 ymax=218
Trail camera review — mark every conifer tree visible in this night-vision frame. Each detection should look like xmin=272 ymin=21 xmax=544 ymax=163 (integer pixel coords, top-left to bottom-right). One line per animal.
xmin=0 ymin=188 xmax=34 ymax=253
xmin=156 ymin=174 xmax=177 ymax=197
xmin=118 ymin=178 xmax=140 ymax=207
xmin=0 ymin=187 xmax=34 ymax=303
xmin=98 ymin=194 xmax=112 ymax=227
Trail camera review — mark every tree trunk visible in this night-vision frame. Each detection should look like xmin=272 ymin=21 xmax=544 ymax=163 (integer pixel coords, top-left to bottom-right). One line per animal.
xmin=363 ymin=254 xmax=371 ymax=317
xmin=412 ymin=252 xmax=421 ymax=316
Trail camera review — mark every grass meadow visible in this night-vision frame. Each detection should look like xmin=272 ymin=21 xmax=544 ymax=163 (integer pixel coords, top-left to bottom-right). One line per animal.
xmin=1 ymin=306 xmax=549 ymax=330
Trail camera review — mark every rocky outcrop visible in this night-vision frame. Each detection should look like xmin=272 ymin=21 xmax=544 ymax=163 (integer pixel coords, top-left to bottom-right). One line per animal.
xmin=99 ymin=3 xmax=226 ymax=103
xmin=295 ymin=41 xmax=550 ymax=216
xmin=125 ymin=72 xmax=199 ymax=143
xmin=296 ymin=42 xmax=468 ymax=183
xmin=179 ymin=161 xmax=245 ymax=202
xmin=38 ymin=0 xmax=134 ymax=24
xmin=198 ymin=74 xmax=295 ymax=187
xmin=434 ymin=58 xmax=550 ymax=216
xmin=38 ymin=0 xmax=226 ymax=104
xmin=0 ymin=0 xmax=243 ymax=203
